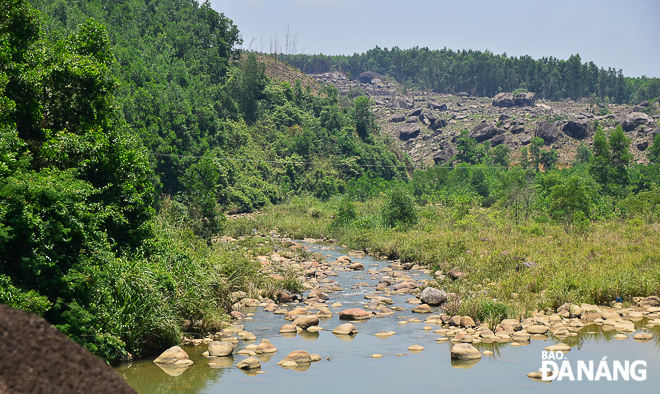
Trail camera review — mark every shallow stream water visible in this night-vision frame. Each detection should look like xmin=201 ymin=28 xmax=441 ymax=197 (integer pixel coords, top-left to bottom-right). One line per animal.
xmin=116 ymin=241 xmax=660 ymax=393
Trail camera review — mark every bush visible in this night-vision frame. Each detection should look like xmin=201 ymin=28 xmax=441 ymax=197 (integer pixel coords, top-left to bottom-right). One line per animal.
xmin=382 ymin=184 xmax=417 ymax=228
xmin=330 ymin=198 xmax=357 ymax=228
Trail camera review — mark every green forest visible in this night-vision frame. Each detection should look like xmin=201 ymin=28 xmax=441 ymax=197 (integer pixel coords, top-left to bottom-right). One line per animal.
xmin=0 ymin=0 xmax=405 ymax=363
xmin=2 ymin=0 xmax=660 ymax=366
xmin=282 ymin=47 xmax=660 ymax=104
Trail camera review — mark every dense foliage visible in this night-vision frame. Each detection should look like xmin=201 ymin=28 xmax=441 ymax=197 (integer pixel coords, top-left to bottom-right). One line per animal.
xmin=31 ymin=0 xmax=408 ymax=218
xmin=1 ymin=0 xmax=408 ymax=363
xmin=283 ymin=48 xmax=660 ymax=104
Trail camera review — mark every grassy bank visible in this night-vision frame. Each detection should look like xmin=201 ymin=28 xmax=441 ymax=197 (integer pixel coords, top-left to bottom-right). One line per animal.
xmin=225 ymin=196 xmax=660 ymax=323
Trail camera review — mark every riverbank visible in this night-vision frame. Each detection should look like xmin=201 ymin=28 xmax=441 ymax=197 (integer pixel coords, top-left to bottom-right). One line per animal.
xmin=117 ymin=238 xmax=660 ymax=393
xmin=224 ymin=196 xmax=660 ymax=323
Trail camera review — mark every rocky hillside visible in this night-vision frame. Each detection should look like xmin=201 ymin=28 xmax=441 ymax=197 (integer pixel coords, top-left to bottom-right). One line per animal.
xmin=309 ymin=71 xmax=660 ymax=168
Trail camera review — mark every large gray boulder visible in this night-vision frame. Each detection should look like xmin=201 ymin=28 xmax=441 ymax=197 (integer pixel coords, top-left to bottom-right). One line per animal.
xmin=399 ymin=123 xmax=420 ymax=140
xmin=391 ymin=95 xmax=414 ymax=109
xmin=358 ymin=71 xmax=380 ymax=84
xmin=407 ymin=108 xmax=423 ymax=117
xmin=621 ymin=112 xmax=652 ymax=131
xmin=388 ymin=113 xmax=405 ymax=123
xmin=421 ymin=109 xmax=437 ymax=125
xmin=419 ymin=287 xmax=448 ymax=306
xmin=492 ymin=92 xmax=514 ymax=107
xmin=563 ymin=120 xmax=590 ymax=139
xmin=490 ymin=134 xmax=507 ymax=147
xmin=432 ymin=146 xmax=456 ymax=164
xmin=431 ymin=118 xmax=448 ymax=130
xmin=469 ymin=123 xmax=498 ymax=142
xmin=514 ymin=92 xmax=535 ymax=107
xmin=536 ymin=121 xmax=559 ymax=144
xmin=428 ymin=102 xmax=448 ymax=111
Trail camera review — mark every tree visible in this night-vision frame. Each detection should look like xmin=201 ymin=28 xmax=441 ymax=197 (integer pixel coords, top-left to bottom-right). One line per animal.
xmin=608 ymin=124 xmax=632 ymax=192
xmin=574 ymin=142 xmax=592 ymax=165
xmin=589 ymin=126 xmax=611 ymax=185
xmin=490 ymin=144 xmax=510 ymax=167
xmin=354 ymin=96 xmax=376 ymax=141
xmin=648 ymin=134 xmax=660 ymax=164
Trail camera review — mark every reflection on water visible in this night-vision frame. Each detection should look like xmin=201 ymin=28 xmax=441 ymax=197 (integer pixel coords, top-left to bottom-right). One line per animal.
xmin=116 ymin=241 xmax=660 ymax=394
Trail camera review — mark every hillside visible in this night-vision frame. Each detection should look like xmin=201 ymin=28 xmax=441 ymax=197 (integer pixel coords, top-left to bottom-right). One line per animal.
xmin=307 ymin=71 xmax=660 ymax=167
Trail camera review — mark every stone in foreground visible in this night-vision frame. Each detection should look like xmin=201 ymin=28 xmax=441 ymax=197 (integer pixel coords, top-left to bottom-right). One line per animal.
xmin=237 ymin=357 xmax=261 ymax=370
xmin=339 ymin=308 xmax=371 ymax=320
xmin=450 ymin=343 xmax=482 ymax=360
xmin=154 ymin=346 xmax=194 ymax=365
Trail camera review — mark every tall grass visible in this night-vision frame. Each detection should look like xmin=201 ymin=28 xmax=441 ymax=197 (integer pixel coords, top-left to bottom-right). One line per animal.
xmin=226 ymin=196 xmax=660 ymax=321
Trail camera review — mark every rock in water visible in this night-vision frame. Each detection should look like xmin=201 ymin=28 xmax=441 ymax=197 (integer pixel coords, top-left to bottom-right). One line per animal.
xmin=333 ymin=323 xmax=358 ymax=335
xmin=339 ymin=308 xmax=371 ymax=320
xmin=281 ymin=350 xmax=312 ymax=364
xmin=292 ymin=315 xmax=320 ymax=330
xmin=419 ymin=287 xmax=448 ymax=306
xmin=237 ymin=357 xmax=261 ymax=370
xmin=208 ymin=341 xmax=234 ymax=357
xmin=255 ymin=339 xmax=278 ymax=354
xmin=450 ymin=343 xmax=482 ymax=360
xmin=154 ymin=346 xmax=194 ymax=365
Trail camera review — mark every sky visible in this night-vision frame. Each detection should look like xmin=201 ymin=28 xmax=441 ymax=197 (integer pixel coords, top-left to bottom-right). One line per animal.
xmin=210 ymin=0 xmax=660 ymax=78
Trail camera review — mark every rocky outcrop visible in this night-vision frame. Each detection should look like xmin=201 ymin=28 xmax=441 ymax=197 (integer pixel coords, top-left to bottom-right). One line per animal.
xmin=407 ymin=108 xmax=423 ymax=117
xmin=563 ymin=120 xmax=590 ymax=139
xmin=391 ymin=95 xmax=413 ymax=109
xmin=431 ymin=118 xmax=448 ymax=130
xmin=492 ymin=92 xmax=514 ymax=107
xmin=432 ymin=146 xmax=455 ymax=163
xmin=388 ymin=113 xmax=405 ymax=122
xmin=621 ymin=112 xmax=652 ymax=131
xmin=491 ymin=134 xmax=507 ymax=147
xmin=514 ymin=92 xmax=535 ymax=107
xmin=399 ymin=123 xmax=421 ymax=140
xmin=358 ymin=71 xmax=381 ymax=84
xmin=420 ymin=109 xmax=437 ymax=125
xmin=428 ymin=102 xmax=448 ymax=111
xmin=469 ymin=122 xmax=498 ymax=142
xmin=536 ymin=121 xmax=559 ymax=144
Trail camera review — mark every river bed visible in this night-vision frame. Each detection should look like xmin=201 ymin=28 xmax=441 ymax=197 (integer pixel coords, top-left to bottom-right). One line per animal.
xmin=116 ymin=241 xmax=660 ymax=393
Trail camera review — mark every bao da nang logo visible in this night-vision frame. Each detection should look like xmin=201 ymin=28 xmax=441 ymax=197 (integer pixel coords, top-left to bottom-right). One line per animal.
xmin=540 ymin=351 xmax=647 ymax=381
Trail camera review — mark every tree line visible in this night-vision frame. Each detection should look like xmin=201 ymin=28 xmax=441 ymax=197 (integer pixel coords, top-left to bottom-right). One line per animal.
xmin=282 ymin=47 xmax=660 ymax=104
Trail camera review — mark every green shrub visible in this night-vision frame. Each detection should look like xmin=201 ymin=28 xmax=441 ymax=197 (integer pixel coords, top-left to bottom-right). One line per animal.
xmin=382 ymin=185 xmax=417 ymax=228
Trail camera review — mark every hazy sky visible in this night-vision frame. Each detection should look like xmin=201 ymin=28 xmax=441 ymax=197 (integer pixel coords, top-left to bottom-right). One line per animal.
xmin=210 ymin=0 xmax=660 ymax=78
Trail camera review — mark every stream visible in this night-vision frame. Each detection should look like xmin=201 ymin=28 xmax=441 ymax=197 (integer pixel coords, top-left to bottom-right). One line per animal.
xmin=115 ymin=241 xmax=660 ymax=393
